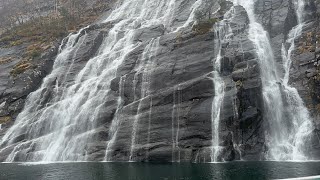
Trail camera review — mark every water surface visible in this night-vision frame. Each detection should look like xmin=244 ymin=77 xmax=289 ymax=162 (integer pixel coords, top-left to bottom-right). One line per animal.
xmin=1 ymin=161 xmax=320 ymax=180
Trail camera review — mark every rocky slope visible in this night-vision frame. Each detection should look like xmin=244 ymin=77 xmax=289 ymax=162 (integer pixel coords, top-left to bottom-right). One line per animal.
xmin=0 ymin=0 xmax=319 ymax=162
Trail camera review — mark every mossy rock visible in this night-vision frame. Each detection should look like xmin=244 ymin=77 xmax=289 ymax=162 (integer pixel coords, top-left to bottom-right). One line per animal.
xmin=0 ymin=116 xmax=12 ymax=124
xmin=297 ymin=31 xmax=318 ymax=53
xmin=9 ymin=40 xmax=23 ymax=47
xmin=10 ymin=61 xmax=33 ymax=76
xmin=236 ymin=80 xmax=243 ymax=89
xmin=0 ymin=57 xmax=13 ymax=65
xmin=192 ymin=18 xmax=219 ymax=35
xmin=0 ymin=35 xmax=16 ymax=45
xmin=26 ymin=44 xmax=43 ymax=59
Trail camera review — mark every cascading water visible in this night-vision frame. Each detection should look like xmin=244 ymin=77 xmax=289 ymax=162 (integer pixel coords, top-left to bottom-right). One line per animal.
xmin=0 ymin=0 xmax=208 ymax=162
xmin=2 ymin=15 xmax=141 ymax=161
xmin=171 ymin=85 xmax=182 ymax=162
xmin=282 ymin=0 xmax=305 ymax=85
xmin=277 ymin=0 xmax=314 ymax=161
xmin=102 ymin=0 xmax=204 ymax=163
xmin=1 ymin=28 xmax=92 ymax=162
xmin=2 ymin=0 xmax=313 ymax=164
xmin=146 ymin=96 xmax=153 ymax=161
xmin=210 ymin=3 xmax=235 ymax=162
xmin=175 ymin=0 xmax=203 ymax=32
xmin=235 ymin=0 xmax=313 ymax=161
xmin=129 ymin=38 xmax=159 ymax=161
xmin=0 ymin=1 xmax=149 ymax=162
xmin=104 ymin=75 xmax=126 ymax=161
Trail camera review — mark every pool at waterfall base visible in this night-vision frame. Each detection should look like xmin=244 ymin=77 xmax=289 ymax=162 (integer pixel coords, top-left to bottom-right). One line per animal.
xmin=1 ymin=161 xmax=320 ymax=180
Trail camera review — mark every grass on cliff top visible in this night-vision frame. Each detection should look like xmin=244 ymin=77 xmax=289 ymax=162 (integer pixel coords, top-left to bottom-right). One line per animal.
xmin=0 ymin=0 xmax=110 ymax=48
xmin=0 ymin=4 xmax=106 ymax=76
xmin=0 ymin=17 xmax=68 ymax=76
xmin=1 ymin=17 xmax=71 ymax=48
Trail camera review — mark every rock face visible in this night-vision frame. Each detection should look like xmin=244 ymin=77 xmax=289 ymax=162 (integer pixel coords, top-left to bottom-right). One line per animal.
xmin=0 ymin=0 xmax=319 ymax=162
xmin=0 ymin=44 xmax=57 ymax=138
xmin=289 ymin=0 xmax=320 ymax=159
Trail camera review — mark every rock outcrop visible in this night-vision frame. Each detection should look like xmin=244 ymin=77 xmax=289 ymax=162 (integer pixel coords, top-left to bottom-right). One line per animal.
xmin=0 ymin=0 xmax=319 ymax=162
xmin=0 ymin=44 xmax=57 ymax=137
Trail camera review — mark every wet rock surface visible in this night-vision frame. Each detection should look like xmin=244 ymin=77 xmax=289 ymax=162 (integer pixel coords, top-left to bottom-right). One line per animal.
xmin=0 ymin=0 xmax=319 ymax=162
xmin=289 ymin=0 xmax=320 ymax=160
xmin=0 ymin=44 xmax=58 ymax=137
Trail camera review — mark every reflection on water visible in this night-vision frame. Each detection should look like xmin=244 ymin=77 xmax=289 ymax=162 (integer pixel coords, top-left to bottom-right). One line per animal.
xmin=0 ymin=161 xmax=320 ymax=180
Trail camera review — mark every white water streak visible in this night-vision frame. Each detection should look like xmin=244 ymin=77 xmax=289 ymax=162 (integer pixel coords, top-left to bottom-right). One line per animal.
xmin=171 ymin=85 xmax=182 ymax=162
xmin=211 ymin=4 xmax=235 ymax=162
xmin=1 ymin=0 xmax=179 ymax=162
xmin=175 ymin=0 xmax=203 ymax=32
xmin=146 ymin=96 xmax=153 ymax=161
xmin=129 ymin=38 xmax=159 ymax=162
xmin=235 ymin=0 xmax=313 ymax=161
xmin=104 ymin=75 xmax=126 ymax=161
xmin=276 ymin=0 xmax=313 ymax=161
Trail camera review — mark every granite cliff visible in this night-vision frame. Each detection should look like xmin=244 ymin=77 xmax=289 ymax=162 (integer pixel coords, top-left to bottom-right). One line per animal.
xmin=0 ymin=0 xmax=319 ymax=162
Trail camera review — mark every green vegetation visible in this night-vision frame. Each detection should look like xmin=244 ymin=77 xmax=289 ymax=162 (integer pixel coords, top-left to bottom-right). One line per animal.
xmin=0 ymin=0 xmax=113 ymax=47
xmin=0 ymin=57 xmax=13 ymax=65
xmin=0 ymin=0 xmax=113 ymax=76
xmin=0 ymin=116 xmax=12 ymax=124
xmin=10 ymin=60 xmax=33 ymax=76
xmin=191 ymin=0 xmax=230 ymax=35
xmin=297 ymin=31 xmax=318 ymax=53
xmin=192 ymin=18 xmax=219 ymax=35
xmin=236 ymin=80 xmax=243 ymax=89
xmin=9 ymin=40 xmax=23 ymax=47
xmin=26 ymin=44 xmax=44 ymax=59
xmin=1 ymin=17 xmax=66 ymax=48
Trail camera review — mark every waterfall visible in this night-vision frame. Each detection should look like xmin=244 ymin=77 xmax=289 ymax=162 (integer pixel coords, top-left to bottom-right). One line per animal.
xmin=3 ymin=17 xmax=140 ymax=161
xmin=1 ymin=0 xmax=203 ymax=162
xmin=129 ymin=38 xmax=159 ymax=162
xmin=171 ymin=85 xmax=182 ymax=162
xmin=282 ymin=0 xmax=305 ymax=85
xmin=104 ymin=75 xmax=126 ymax=161
xmin=3 ymin=0 xmax=313 ymax=163
xmin=210 ymin=3 xmax=235 ymax=162
xmin=1 ymin=28 xmax=92 ymax=162
xmin=146 ymin=96 xmax=153 ymax=161
xmin=211 ymin=30 xmax=225 ymax=163
xmin=235 ymin=0 xmax=313 ymax=161
xmin=175 ymin=0 xmax=203 ymax=32
xmin=277 ymin=0 xmax=313 ymax=161
xmin=102 ymin=0 xmax=202 ymax=162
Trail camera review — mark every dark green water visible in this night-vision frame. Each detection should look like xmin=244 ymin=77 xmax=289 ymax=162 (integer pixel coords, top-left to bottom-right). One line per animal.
xmin=1 ymin=161 xmax=320 ymax=180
